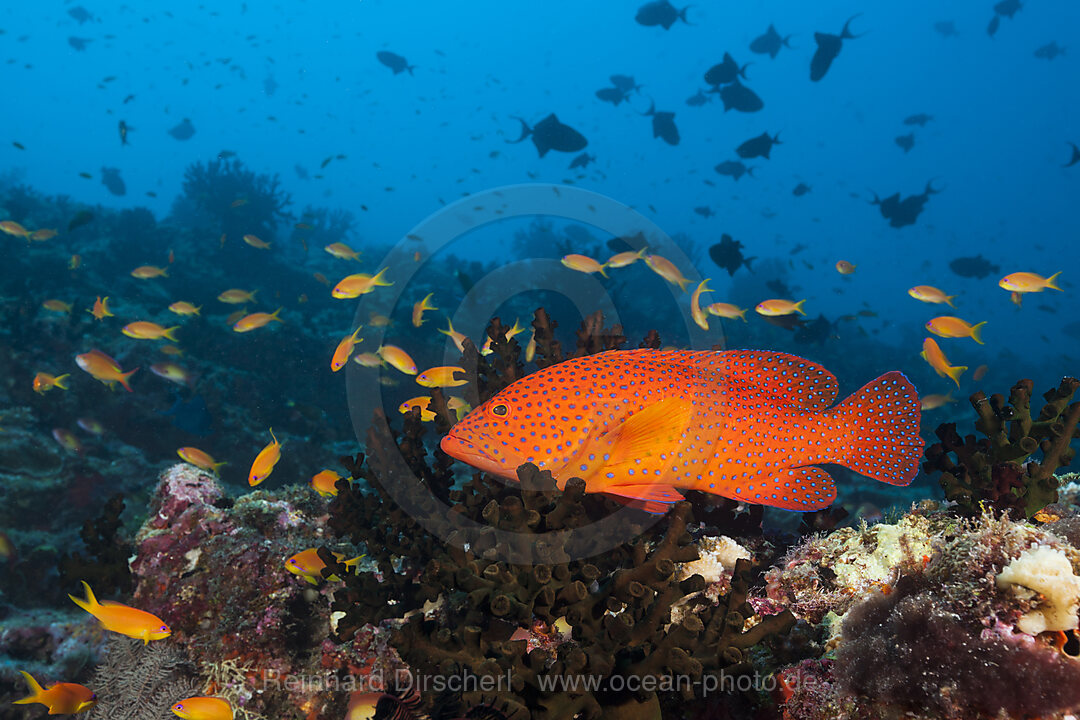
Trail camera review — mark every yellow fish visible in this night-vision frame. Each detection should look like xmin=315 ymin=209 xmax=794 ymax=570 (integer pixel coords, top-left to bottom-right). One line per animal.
xmin=171 ymin=696 xmax=234 ymax=720
xmin=908 ymin=285 xmax=956 ymax=307
xmin=131 ymin=265 xmax=169 ymax=279
xmin=525 ymin=330 xmax=537 ymax=362
xmin=921 ymin=337 xmax=966 ymax=387
xmin=835 ymin=260 xmax=856 ymax=275
xmin=412 ymin=293 xmax=437 ymax=327
xmin=999 ymin=271 xmax=1062 ymax=294
xmin=377 ymin=345 xmax=418 ymax=375
xmin=310 ymin=469 xmax=348 ymax=497
xmin=123 ymin=321 xmax=180 ymax=341
xmin=416 ymin=366 xmax=467 ymax=388
xmin=690 ymin=279 xmax=712 ymax=331
xmin=150 ymin=362 xmax=193 ymax=386
xmin=920 ymin=392 xmax=955 ymax=411
xmin=69 ymin=254 xmax=82 ymax=270
xmin=169 ymin=301 xmax=202 ymax=316
xmin=30 ymin=228 xmax=58 ymax=242
xmin=561 ymin=254 xmax=608 ymax=277
xmin=248 ymin=429 xmax=281 ymax=486
xmin=285 ymin=548 xmax=364 ymax=585
xmin=69 ymin=580 xmax=171 ymax=643
xmin=331 ymin=328 xmax=363 ymax=372
xmin=14 ymin=671 xmax=96 ymax=715
xmin=332 ymin=267 xmax=393 ymax=299
xmin=218 ymin=288 xmax=257 ymax=304
xmin=242 ymin=234 xmax=271 ymax=249
xmin=0 ymin=220 xmax=30 ymax=238
xmin=76 ymin=349 xmax=137 ymax=392
xmin=33 ymin=372 xmax=70 ymax=394
xmin=400 ymin=396 xmax=436 ymax=421
xmin=324 ymin=242 xmax=361 ymax=261
xmin=605 ymin=248 xmax=648 ymax=269
xmin=925 ymin=316 xmax=986 ymax=344
xmin=88 ymin=296 xmax=114 ymax=320
xmin=706 ymin=302 xmax=748 ymax=322
xmin=644 ymin=254 xmax=690 ymax=291
xmin=177 ymin=447 xmax=226 ymax=474
xmin=233 ymin=308 xmax=283 ymax=333
xmin=438 ymin=318 xmax=467 ymax=353
xmin=352 ymin=352 xmax=383 ymax=368
xmin=42 ymin=299 xmax=72 ymax=313
xmin=755 ymin=298 xmax=806 ymax=316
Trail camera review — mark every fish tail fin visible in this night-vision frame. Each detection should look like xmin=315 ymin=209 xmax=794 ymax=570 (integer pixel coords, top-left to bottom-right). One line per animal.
xmin=738 ymin=309 xmax=748 ymax=322
xmin=793 ymin=299 xmax=807 ymax=315
xmin=841 ymin=13 xmax=863 ymax=39
xmin=773 ymin=131 xmax=782 ymax=144
xmin=407 ymin=65 xmax=416 ymax=75
xmin=343 ymin=554 xmax=365 ymax=569
xmin=271 ymin=307 xmax=284 ymax=322
xmin=832 ymin=371 xmax=924 ymax=486
xmin=69 ymin=580 xmax=97 ymax=614
xmin=946 ymin=365 xmax=968 ymax=387
xmin=373 ymin=267 xmax=394 ymax=286
xmin=14 ymin=671 xmax=44 ymax=704
xmin=679 ymin=5 xmax=694 ymax=25
xmin=117 ymin=368 xmax=138 ymax=392
xmin=1046 ymin=271 xmax=1062 ymax=290
xmin=747 ymin=166 xmax=756 ymax=178
xmin=163 ymin=326 xmax=181 ymax=342
xmin=783 ymin=33 xmax=794 ymax=48
xmin=507 ymin=117 xmax=531 ymax=144
xmin=970 ymin=321 xmax=987 ymax=344
xmin=945 ymin=294 xmax=957 ymax=308
xmin=55 ymin=374 xmax=71 ymax=390
xmin=161 ymin=269 xmax=169 ymax=277
xmin=599 ymin=263 xmax=609 ymax=278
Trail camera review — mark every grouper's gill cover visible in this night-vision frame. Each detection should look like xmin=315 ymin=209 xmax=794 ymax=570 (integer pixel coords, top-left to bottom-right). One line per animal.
xmin=440 ymin=349 xmax=924 ymax=513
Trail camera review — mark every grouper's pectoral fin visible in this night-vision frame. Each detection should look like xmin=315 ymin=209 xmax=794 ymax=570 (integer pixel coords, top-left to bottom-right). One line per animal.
xmin=603 ymin=484 xmax=685 ymax=514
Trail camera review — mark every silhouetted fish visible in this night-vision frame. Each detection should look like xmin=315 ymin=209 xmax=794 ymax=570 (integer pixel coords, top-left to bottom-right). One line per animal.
xmin=1065 ymin=142 xmax=1080 ymax=168
xmin=569 ymin=152 xmax=595 ymax=169
xmin=68 ymin=37 xmax=91 ymax=51
xmin=67 ymin=6 xmax=93 ymax=24
xmin=895 ymin=133 xmax=915 ymax=153
xmin=508 ymin=114 xmax=587 ymax=158
xmin=642 ymin=101 xmax=679 ymax=145
xmin=595 ymin=87 xmax=628 ymax=105
xmin=635 ymin=0 xmax=691 ymax=29
xmin=610 ymin=74 xmax=641 ymax=93
xmin=870 ymin=180 xmax=940 ymax=228
xmin=994 ymin=0 xmax=1022 ymax=18
xmin=903 ymin=113 xmax=934 ymax=126
xmin=934 ymin=21 xmax=959 ymax=37
xmin=709 ymin=234 xmax=755 ymax=276
xmin=1034 ymin=41 xmax=1066 ymax=60
xmin=750 ymin=24 xmax=792 ymax=59
xmin=168 ymin=118 xmax=196 ymax=140
xmin=694 ymin=206 xmax=714 ymax=218
xmin=376 ymin=51 xmax=414 ymax=75
xmin=719 ymin=79 xmax=764 ymax=112
xmin=685 ymin=89 xmax=710 ymax=107
xmin=736 ymin=131 xmax=781 ymax=159
xmin=792 ymin=183 xmax=812 ymax=196
xmin=704 ymin=52 xmax=749 ymax=86
xmin=101 ymin=167 xmax=126 ymax=196
xmin=949 ymin=254 xmax=1000 ymax=279
xmin=987 ymin=15 xmax=1001 ymax=37
xmin=810 ymin=14 xmax=862 ymax=82
xmin=794 ymin=315 xmax=836 ymax=346
xmin=715 ymin=161 xmax=754 ymax=181
xmin=68 ymin=210 xmax=94 ymax=232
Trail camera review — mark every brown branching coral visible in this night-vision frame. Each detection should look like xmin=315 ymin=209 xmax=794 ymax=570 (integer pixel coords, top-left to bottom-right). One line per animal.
xmin=923 ymin=377 xmax=1080 ymax=518
xmin=86 ymin=636 xmax=202 ymax=720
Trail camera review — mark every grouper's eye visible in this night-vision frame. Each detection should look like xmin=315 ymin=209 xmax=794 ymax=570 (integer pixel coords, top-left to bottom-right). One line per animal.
xmin=491 ymin=403 xmax=509 ymax=417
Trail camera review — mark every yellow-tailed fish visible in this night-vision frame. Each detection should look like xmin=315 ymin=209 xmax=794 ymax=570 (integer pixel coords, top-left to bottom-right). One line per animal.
xmin=218 ymin=288 xmax=257 ymax=304
xmin=644 ymin=254 xmax=690 ymax=291
xmin=416 ymin=366 xmax=467 ymax=388
xmin=412 ymin=293 xmax=437 ymax=327
xmin=171 ymin=696 xmax=234 ymax=720
xmin=352 ymin=352 xmax=383 ymax=368
xmin=248 ymin=429 xmax=281 ymax=486
xmin=69 ymin=580 xmax=170 ymax=643
xmin=561 ymin=254 xmax=607 ymax=277
xmin=169 ymin=301 xmax=202 ymax=316
xmin=42 ymin=299 xmax=72 ymax=314
xmin=285 ymin=548 xmax=364 ymax=585
xmin=925 ymin=316 xmax=986 ymax=344
xmin=605 ymin=247 xmax=648 ymax=269
xmin=324 ymin=242 xmax=361 ymax=261
xmin=331 ymin=267 xmax=392 ymax=299
xmin=998 ymin=271 xmax=1062 ymax=294
xmin=920 ymin=392 xmax=955 ymax=411
xmin=33 ymin=372 xmax=70 ymax=394
xmin=53 ymin=428 xmax=82 ymax=454
xmin=908 ymin=285 xmax=955 ymax=307
xmin=400 ymin=397 xmax=436 ymax=421
xmin=232 ymin=308 xmax=283 ymax=333
xmin=13 ymin=671 xmax=96 ymax=715
xmin=242 ymin=234 xmax=271 ymax=249
xmin=525 ymin=330 xmax=537 ymax=362
xmin=123 ymin=321 xmax=180 ymax=341
xmin=377 ymin=345 xmax=418 ymax=375
xmin=310 ymin=469 xmax=348 ymax=498
xmin=150 ymin=362 xmax=193 ymax=386
xmin=131 ymin=265 xmax=168 ymax=279
xmin=755 ymin=298 xmax=806 ymax=317
xmin=88 ymin=296 xmax=114 ymax=320
xmin=835 ymin=260 xmax=856 ymax=275
xmin=331 ymin=328 xmax=363 ymax=372
xmin=0 ymin=220 xmax=30 ymax=239
xmin=447 ymin=396 xmax=471 ymax=421
xmin=690 ymin=279 xmax=712 ymax=331
xmin=177 ymin=447 xmax=226 ymax=474
xmin=439 ymin=318 xmax=467 ymax=353
xmin=921 ymin=337 xmax=966 ymax=388
xmin=76 ymin=349 xmax=137 ymax=392
xmin=706 ymin=302 xmax=748 ymax=322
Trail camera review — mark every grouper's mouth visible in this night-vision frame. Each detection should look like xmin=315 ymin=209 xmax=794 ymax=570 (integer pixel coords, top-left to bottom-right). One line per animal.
xmin=440 ymin=432 xmax=517 ymax=479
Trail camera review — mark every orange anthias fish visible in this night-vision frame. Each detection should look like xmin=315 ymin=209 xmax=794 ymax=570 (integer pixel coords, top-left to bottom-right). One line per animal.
xmin=14 ymin=670 xmax=96 ymax=714
xmin=331 ymin=328 xmax=363 ymax=371
xmin=88 ymin=296 xmax=114 ymax=320
xmin=33 ymin=372 xmax=70 ymax=394
xmin=441 ymin=350 xmax=923 ymax=513
xmin=920 ymin=337 xmax=967 ymax=388
xmin=411 ymin=293 xmax=437 ymax=327
xmin=76 ymin=349 xmax=138 ymax=392
xmin=171 ymin=696 xmax=234 ymax=720
xmin=69 ymin=580 xmax=171 ymax=643
xmin=331 ymin=268 xmax=393 ymax=299
xmin=232 ymin=308 xmax=283 ymax=333
xmin=248 ymin=429 xmax=281 ymax=486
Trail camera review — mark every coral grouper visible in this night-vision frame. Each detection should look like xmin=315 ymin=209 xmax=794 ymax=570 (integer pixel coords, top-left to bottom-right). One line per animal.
xmin=441 ymin=349 xmax=924 ymax=513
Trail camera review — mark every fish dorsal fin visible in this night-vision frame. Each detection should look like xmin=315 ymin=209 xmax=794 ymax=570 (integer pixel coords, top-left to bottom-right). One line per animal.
xmin=654 ymin=350 xmax=839 ymax=410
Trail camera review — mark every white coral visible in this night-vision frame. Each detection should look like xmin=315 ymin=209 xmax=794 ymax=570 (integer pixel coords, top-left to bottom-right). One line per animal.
xmin=996 ymin=545 xmax=1080 ymax=635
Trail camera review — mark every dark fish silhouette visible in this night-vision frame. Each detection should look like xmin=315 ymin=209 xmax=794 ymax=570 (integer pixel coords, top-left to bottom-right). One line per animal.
xmin=595 ymin=87 xmax=629 ymax=105
xmin=949 ymin=254 xmax=1000 ymax=279
xmin=718 ymin=79 xmax=764 ymax=113
xmin=810 ymin=14 xmax=862 ymax=82
xmin=750 ymin=24 xmax=792 ymax=59
xmin=376 ymin=51 xmax=414 ymax=75
xmin=641 ymin=101 xmax=679 ymax=145
xmin=118 ymin=120 xmax=131 ymax=145
xmin=295 ymin=164 xmax=309 ymax=179
xmin=685 ymin=89 xmax=710 ymax=107
xmin=708 ymin=234 xmax=755 ymax=276
xmin=168 ymin=118 xmax=195 ymax=140
xmin=694 ymin=206 xmax=714 ymax=218
xmin=1065 ymin=142 xmax=1080 ymax=168
xmin=793 ymin=182 xmax=812 ymax=196
xmin=101 ymin=167 xmax=126 ymax=196
xmin=903 ymin=113 xmax=934 ymax=126
xmin=595 ymin=75 xmax=641 ymax=106
xmin=68 ymin=36 xmax=91 ymax=51
xmin=569 ymin=152 xmax=596 ymax=169
xmin=67 ymin=6 xmax=93 ymax=24
xmin=715 ymin=160 xmax=754 ymax=181
xmin=68 ymin=210 xmax=94 ymax=232
xmin=610 ymin=75 xmax=641 ymax=93
xmin=635 ymin=0 xmax=691 ymax=29
xmin=508 ymin=114 xmax=588 ymax=158
xmin=934 ymin=21 xmax=959 ymax=37
xmin=736 ymin=131 xmax=781 ymax=159
xmin=1034 ymin=42 xmax=1066 ymax=60
xmin=869 ymin=180 xmax=940 ymax=228
xmin=995 ymin=0 xmax=1022 ymax=18
xmin=264 ymin=74 xmax=278 ymax=96
xmin=794 ymin=315 xmax=836 ymax=346
xmin=703 ymin=52 xmax=749 ymax=86
xmin=895 ymin=133 xmax=915 ymax=153
xmin=987 ymin=15 xmax=1001 ymax=36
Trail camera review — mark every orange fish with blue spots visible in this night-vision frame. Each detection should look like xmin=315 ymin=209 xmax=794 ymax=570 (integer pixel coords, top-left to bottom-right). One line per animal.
xmin=441 ymin=349 xmax=923 ymax=513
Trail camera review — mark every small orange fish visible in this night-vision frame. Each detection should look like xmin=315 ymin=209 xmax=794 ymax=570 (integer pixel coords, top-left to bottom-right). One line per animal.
xmin=644 ymin=254 xmax=690 ymax=291
xmin=310 ymin=469 xmax=348 ymax=497
xmin=76 ymin=349 xmax=137 ymax=392
xmin=400 ymin=396 xmax=436 ymax=421
xmin=706 ymin=303 xmax=748 ymax=322
xmin=150 ymin=362 xmax=193 ymax=386
xmin=177 ymin=447 xmax=225 ymax=473
xmin=242 ymin=234 xmax=271 ymax=250
xmin=53 ymin=428 xmax=82 ymax=454
xmin=690 ymin=279 xmax=712 ymax=331
xmin=561 ymin=254 xmax=608 ymax=277
xmin=835 ymin=260 xmax=856 ymax=275
xmin=324 ymin=242 xmax=361 ymax=261
xmin=88 ymin=296 xmax=114 ymax=320
xmin=171 ymin=696 xmax=234 ymax=720
xmin=524 ymin=331 xmax=537 ymax=363
xmin=168 ymin=301 xmax=202 ymax=316
xmin=921 ymin=337 xmax=966 ymax=388
xmin=131 ymin=265 xmax=169 ymax=279
xmin=332 ymin=268 xmax=393 ymax=299
xmin=438 ymin=318 xmax=467 ymax=353
xmin=756 ymin=298 xmax=806 ymax=316
xmin=377 ymin=345 xmax=418 ymax=375
xmin=123 ymin=321 xmax=180 ymax=341
xmin=441 ymin=350 xmax=924 ymax=513
xmin=412 ymin=293 xmax=437 ymax=327
xmin=248 ymin=429 xmax=281 ymax=486
xmin=926 ymin=316 xmax=986 ymax=345
xmin=42 ymin=299 xmax=72 ymax=313
xmin=160 ymin=344 xmax=184 ymax=357
xmin=331 ymin=328 xmax=363 ymax=372
xmin=285 ymin=549 xmax=363 ymax=585
xmin=233 ymin=308 xmax=283 ymax=333
xmin=313 ymin=272 xmax=331 ymax=286
xmin=33 ymin=372 xmax=70 ymax=394
xmin=478 ymin=318 xmax=527 ymax=356
xmin=13 ymin=671 xmax=96 ymax=715
xmin=973 ymin=364 xmax=989 ymax=381
xmin=352 ymin=352 xmax=383 ymax=368
xmin=69 ymin=254 xmax=82 ymax=270
xmin=69 ymin=580 xmax=171 ymax=643
xmin=999 ymin=271 xmax=1062 ymax=294
xmin=217 ymin=288 xmax=257 ymax=304
xmin=920 ymin=392 xmax=955 ymax=411
xmin=1010 ymin=291 xmax=1023 ymax=307
xmin=605 ymin=248 xmax=648 ymax=269
xmin=908 ymin=285 xmax=956 ymax=307
xmin=30 ymin=228 xmax=58 ymax=241
xmin=0 ymin=220 xmax=29 ymax=238
xmin=416 ymin=366 xmax=467 ymax=388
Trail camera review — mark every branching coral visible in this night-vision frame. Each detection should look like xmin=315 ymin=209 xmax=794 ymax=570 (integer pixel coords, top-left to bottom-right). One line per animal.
xmin=172 ymin=157 xmax=293 ymax=243
xmin=923 ymin=377 xmax=1080 ymax=518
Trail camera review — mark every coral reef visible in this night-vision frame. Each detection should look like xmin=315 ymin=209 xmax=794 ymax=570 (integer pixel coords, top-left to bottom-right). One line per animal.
xmin=924 ymin=377 xmax=1080 ymax=518
xmin=85 ymin=636 xmax=202 ymax=720
xmin=58 ymin=494 xmax=133 ymax=598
